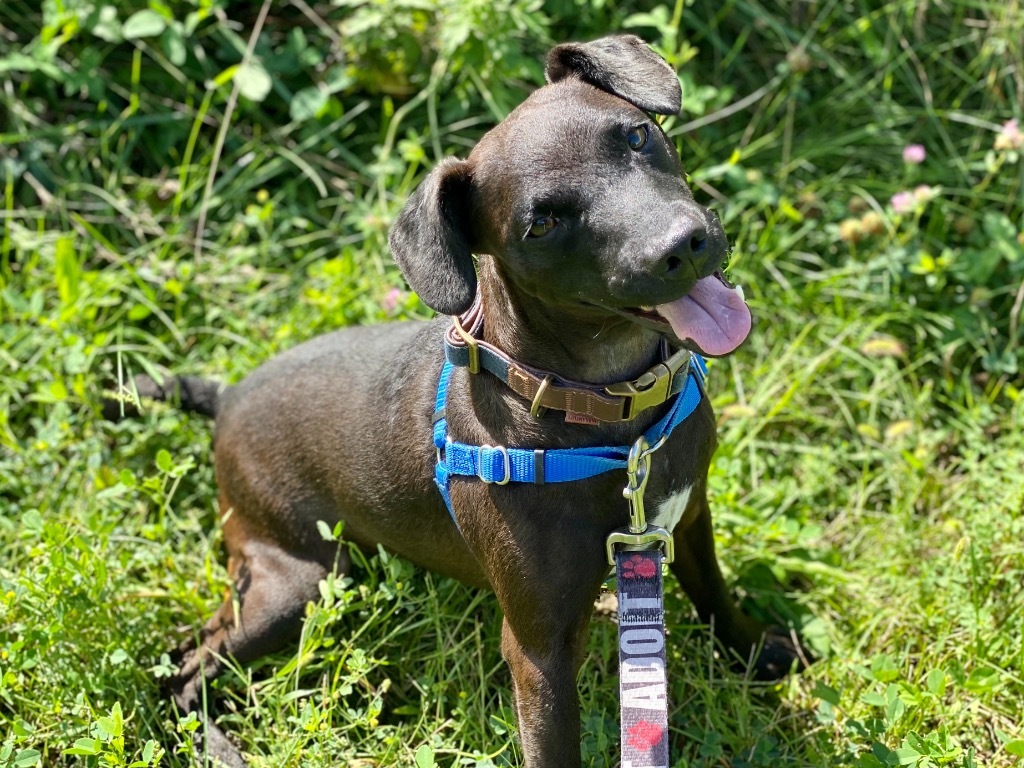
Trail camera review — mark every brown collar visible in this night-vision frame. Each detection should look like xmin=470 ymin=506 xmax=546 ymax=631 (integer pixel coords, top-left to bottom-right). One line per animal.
xmin=442 ymin=298 xmax=693 ymax=424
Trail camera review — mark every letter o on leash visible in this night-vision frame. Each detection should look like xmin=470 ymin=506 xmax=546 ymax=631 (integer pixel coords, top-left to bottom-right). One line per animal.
xmin=620 ymin=628 xmax=665 ymax=655
xmin=622 ymin=656 xmax=666 ymax=684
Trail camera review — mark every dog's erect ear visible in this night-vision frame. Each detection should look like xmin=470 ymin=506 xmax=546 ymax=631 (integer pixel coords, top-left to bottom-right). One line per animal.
xmin=545 ymin=34 xmax=681 ymax=116
xmin=389 ymin=158 xmax=476 ymax=316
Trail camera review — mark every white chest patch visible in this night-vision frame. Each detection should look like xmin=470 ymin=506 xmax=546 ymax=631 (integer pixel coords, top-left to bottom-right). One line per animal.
xmin=650 ymin=487 xmax=692 ymax=533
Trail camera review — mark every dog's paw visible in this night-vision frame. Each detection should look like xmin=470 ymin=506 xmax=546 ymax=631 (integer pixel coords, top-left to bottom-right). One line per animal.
xmin=749 ymin=626 xmax=812 ymax=681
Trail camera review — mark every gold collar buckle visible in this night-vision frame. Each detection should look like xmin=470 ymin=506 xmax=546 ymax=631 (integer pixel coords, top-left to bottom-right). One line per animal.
xmin=604 ymin=349 xmax=691 ymax=421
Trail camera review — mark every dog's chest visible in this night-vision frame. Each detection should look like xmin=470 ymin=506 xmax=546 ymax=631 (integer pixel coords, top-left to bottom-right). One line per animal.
xmin=648 ymin=486 xmax=693 ymax=533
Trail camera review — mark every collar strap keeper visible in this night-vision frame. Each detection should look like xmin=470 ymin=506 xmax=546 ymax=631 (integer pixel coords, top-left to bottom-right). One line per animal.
xmin=443 ymin=300 xmax=695 ymax=423
xmin=451 ymin=314 xmax=480 ymax=374
xmin=530 ymin=375 xmax=554 ymax=418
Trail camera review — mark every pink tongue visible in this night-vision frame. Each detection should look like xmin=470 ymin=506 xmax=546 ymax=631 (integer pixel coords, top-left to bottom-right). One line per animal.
xmin=655 ymin=276 xmax=752 ymax=356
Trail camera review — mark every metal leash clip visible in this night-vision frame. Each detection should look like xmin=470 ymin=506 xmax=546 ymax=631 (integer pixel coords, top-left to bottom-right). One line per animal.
xmin=605 ymin=436 xmax=675 ymax=565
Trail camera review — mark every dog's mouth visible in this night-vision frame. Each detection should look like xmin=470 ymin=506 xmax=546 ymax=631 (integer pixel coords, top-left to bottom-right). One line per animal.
xmin=618 ymin=272 xmax=752 ymax=357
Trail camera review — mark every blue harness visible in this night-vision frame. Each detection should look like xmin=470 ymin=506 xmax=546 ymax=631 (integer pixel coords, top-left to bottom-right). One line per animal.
xmin=432 ymin=352 xmax=708 ymax=519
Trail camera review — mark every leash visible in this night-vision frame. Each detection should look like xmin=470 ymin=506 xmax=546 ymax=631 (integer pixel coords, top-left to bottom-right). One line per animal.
xmin=433 ymin=311 xmax=707 ymax=764
xmin=616 ymin=546 xmax=670 ymax=767
xmin=613 ymin=438 xmax=671 ymax=768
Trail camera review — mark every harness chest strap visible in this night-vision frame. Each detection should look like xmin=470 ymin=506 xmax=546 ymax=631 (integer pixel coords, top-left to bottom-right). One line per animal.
xmin=431 ymin=351 xmax=707 ymax=518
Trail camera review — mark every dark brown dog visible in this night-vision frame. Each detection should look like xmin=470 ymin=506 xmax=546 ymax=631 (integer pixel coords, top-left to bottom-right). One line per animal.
xmin=132 ymin=35 xmax=805 ymax=767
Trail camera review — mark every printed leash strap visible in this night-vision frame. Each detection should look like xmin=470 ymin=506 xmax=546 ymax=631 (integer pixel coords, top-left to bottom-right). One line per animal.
xmin=616 ymin=548 xmax=670 ymax=768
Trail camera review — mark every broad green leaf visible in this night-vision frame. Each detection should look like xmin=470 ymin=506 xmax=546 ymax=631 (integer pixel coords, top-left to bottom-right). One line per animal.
xmin=982 ymin=211 xmax=1015 ymax=243
xmin=290 ymin=87 xmax=328 ymax=122
xmin=90 ymin=5 xmax=122 ymax=42
xmin=95 ymin=715 xmax=118 ymax=740
xmin=123 ymin=9 xmax=167 ymax=39
xmin=316 ymin=519 xmax=335 ymax=541
xmin=128 ymin=304 xmax=152 ymax=321
xmin=870 ymin=654 xmax=900 ymax=682
xmin=47 ymin=379 xmax=69 ymax=402
xmin=965 ymin=667 xmax=1001 ymax=693
xmin=925 ymin=668 xmax=947 ymax=696
xmin=812 ymin=683 xmax=841 ymax=706
xmin=894 ymin=746 xmax=920 ymax=765
xmin=0 ymin=52 xmax=64 ymax=78
xmin=184 ymin=9 xmax=206 ymax=35
xmin=161 ymin=25 xmax=187 ymax=66
xmin=862 ymin=692 xmax=887 ymax=707
xmin=156 ymin=449 xmax=173 ymax=472
xmin=414 ymin=745 xmax=436 ymax=768
xmin=12 ymin=719 xmax=34 ymax=737
xmin=236 ymin=62 xmax=272 ymax=102
xmin=65 ymin=739 xmax=102 ymax=756
xmin=324 ymin=65 xmax=355 ymax=93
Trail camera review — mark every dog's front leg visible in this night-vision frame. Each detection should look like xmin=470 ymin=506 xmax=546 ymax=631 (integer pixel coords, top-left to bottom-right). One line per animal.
xmin=451 ymin=479 xmax=610 ymax=764
xmin=500 ymin=613 xmax=590 ymax=766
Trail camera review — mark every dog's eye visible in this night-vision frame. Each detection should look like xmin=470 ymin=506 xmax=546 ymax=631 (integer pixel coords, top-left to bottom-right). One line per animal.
xmin=626 ymin=125 xmax=649 ymax=151
xmin=527 ymin=215 xmax=557 ymax=238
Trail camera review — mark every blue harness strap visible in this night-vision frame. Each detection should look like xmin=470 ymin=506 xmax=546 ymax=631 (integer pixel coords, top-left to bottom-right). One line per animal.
xmin=433 ymin=354 xmax=708 ymax=522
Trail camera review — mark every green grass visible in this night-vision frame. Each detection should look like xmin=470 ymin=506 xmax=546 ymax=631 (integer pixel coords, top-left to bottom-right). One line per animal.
xmin=1 ymin=0 xmax=1023 ymax=766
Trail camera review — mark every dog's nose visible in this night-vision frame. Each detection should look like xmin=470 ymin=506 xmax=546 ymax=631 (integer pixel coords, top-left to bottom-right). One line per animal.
xmin=662 ymin=224 xmax=708 ymax=275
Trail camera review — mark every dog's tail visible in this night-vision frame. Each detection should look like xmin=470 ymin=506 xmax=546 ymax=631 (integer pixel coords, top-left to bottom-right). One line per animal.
xmin=103 ymin=374 xmax=222 ymax=421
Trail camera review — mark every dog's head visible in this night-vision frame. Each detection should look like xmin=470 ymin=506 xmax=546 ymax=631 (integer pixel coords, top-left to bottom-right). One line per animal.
xmin=389 ymin=35 xmax=751 ymax=358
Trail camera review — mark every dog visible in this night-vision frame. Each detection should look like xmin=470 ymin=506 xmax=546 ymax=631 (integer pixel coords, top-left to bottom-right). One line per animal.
xmin=123 ymin=34 xmax=805 ymax=767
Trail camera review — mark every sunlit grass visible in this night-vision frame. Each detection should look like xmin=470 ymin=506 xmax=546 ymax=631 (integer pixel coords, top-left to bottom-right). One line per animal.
xmin=1 ymin=1 xmax=1022 ymax=766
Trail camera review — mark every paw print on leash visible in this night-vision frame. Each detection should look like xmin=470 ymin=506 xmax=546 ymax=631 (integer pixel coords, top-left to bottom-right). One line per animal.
xmin=626 ymin=719 xmax=665 ymax=751
xmin=620 ymin=553 xmax=657 ymax=579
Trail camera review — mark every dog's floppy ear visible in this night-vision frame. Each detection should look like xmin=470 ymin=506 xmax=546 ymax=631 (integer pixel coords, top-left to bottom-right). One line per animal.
xmin=389 ymin=158 xmax=476 ymax=316
xmin=545 ymin=34 xmax=681 ymax=116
